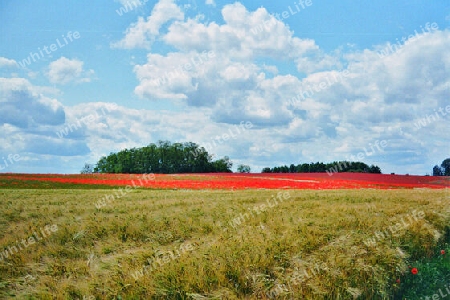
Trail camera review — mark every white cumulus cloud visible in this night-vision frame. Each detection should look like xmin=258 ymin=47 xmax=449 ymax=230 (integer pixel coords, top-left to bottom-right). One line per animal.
xmin=46 ymin=57 xmax=94 ymax=84
xmin=0 ymin=57 xmax=17 ymax=68
xmin=112 ymin=0 xmax=184 ymax=49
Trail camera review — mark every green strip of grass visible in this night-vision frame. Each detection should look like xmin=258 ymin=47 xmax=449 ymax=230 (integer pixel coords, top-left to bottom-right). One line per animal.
xmin=0 ymin=178 xmax=119 ymax=189
xmin=395 ymin=238 xmax=450 ymax=299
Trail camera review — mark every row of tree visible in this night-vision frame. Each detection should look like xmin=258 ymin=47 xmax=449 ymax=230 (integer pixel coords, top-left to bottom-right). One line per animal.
xmin=432 ymin=158 xmax=450 ymax=176
xmin=261 ymin=161 xmax=382 ymax=174
xmin=91 ymin=141 xmax=233 ymax=174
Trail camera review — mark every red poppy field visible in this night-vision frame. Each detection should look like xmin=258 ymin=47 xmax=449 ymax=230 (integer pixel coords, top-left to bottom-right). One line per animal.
xmin=0 ymin=172 xmax=448 ymax=189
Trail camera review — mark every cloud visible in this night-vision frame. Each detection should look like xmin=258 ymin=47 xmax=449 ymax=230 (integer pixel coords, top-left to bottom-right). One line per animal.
xmin=130 ymin=2 xmax=330 ymax=126
xmin=76 ymin=102 xmax=260 ymax=165
xmin=164 ymin=3 xmax=319 ymax=60
xmin=0 ymin=57 xmax=17 ymax=69
xmin=132 ymin=22 xmax=449 ymax=160
xmin=24 ymin=136 xmax=91 ymax=156
xmin=112 ymin=0 xmax=184 ymax=49
xmin=0 ymin=77 xmax=65 ymax=128
xmin=46 ymin=57 xmax=94 ymax=84
xmin=0 ymin=77 xmax=91 ymax=159
xmin=124 ymin=0 xmax=448 ymax=145
xmin=205 ymin=0 xmax=215 ymax=6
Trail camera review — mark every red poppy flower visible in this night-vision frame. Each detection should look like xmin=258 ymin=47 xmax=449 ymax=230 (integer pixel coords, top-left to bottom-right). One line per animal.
xmin=411 ymin=268 xmax=418 ymax=275
xmin=396 ymin=278 xmax=400 ymax=284
xmin=441 ymin=250 xmax=446 ymax=255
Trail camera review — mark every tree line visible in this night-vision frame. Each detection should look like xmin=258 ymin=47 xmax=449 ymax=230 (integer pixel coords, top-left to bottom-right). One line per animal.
xmin=262 ymin=161 xmax=382 ymax=174
xmin=432 ymin=158 xmax=450 ymax=176
xmin=90 ymin=141 xmax=233 ymax=174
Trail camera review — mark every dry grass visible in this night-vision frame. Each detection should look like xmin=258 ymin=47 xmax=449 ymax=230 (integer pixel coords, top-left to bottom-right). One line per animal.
xmin=0 ymin=188 xmax=448 ymax=299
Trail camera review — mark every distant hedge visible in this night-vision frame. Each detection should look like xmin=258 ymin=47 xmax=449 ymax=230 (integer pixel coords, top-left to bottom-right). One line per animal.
xmin=262 ymin=161 xmax=382 ymax=174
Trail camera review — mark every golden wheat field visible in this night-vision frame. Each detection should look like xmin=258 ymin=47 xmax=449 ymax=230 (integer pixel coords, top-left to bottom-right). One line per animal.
xmin=0 ymin=188 xmax=449 ymax=299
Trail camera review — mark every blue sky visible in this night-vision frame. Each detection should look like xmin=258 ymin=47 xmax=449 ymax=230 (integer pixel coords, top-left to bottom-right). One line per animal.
xmin=0 ymin=0 xmax=449 ymax=174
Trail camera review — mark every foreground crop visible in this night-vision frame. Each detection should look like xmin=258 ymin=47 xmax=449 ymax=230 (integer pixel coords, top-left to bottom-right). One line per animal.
xmin=0 ymin=189 xmax=448 ymax=299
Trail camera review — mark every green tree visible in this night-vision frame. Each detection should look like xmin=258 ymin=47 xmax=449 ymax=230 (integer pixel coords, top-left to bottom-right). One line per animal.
xmin=261 ymin=167 xmax=272 ymax=173
xmin=441 ymin=158 xmax=450 ymax=176
xmin=80 ymin=163 xmax=94 ymax=174
xmin=368 ymin=165 xmax=382 ymax=174
xmin=212 ymin=156 xmax=233 ymax=172
xmin=289 ymin=164 xmax=296 ymax=173
xmin=237 ymin=164 xmax=251 ymax=173
xmin=433 ymin=165 xmax=443 ymax=176
xmin=91 ymin=141 xmax=233 ymax=174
